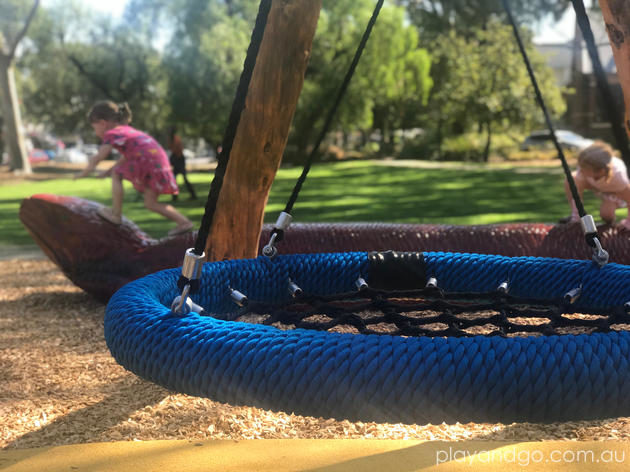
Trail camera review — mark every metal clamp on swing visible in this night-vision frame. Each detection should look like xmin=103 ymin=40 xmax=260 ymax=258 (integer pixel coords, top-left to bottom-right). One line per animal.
xmin=262 ymin=212 xmax=293 ymax=259
xmin=171 ymin=248 xmax=206 ymax=315
xmin=580 ymin=215 xmax=609 ymax=267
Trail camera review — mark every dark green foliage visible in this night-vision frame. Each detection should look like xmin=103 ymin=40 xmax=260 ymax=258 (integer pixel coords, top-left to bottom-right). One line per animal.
xmin=11 ymin=0 xmax=569 ymax=161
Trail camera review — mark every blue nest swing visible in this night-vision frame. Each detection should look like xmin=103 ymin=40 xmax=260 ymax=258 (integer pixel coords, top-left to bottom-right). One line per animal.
xmin=106 ymin=251 xmax=630 ymax=424
xmin=105 ymin=0 xmax=630 ymax=424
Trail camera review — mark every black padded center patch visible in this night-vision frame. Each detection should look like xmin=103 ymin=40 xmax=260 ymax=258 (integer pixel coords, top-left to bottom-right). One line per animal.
xmin=368 ymin=251 xmax=427 ymax=290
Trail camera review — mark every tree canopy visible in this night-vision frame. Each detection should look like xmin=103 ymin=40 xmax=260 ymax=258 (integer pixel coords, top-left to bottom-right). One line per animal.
xmin=6 ymin=0 xmax=571 ymax=159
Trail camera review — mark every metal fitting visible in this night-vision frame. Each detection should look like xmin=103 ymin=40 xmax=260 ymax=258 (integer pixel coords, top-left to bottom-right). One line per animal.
xmin=497 ymin=281 xmax=509 ymax=294
xmin=181 ymin=248 xmax=205 ymax=280
xmin=275 ymin=212 xmax=293 ymax=230
xmin=580 ymin=216 xmax=608 ymax=267
xmin=355 ymin=277 xmax=368 ymax=291
xmin=288 ymin=279 xmax=303 ymax=298
xmin=426 ymin=277 xmax=438 ymax=289
xmin=171 ymin=249 xmax=206 ymax=315
xmin=564 ymin=287 xmax=581 ymax=304
xmin=580 ymin=214 xmax=597 ymax=234
xmin=171 ymin=291 xmax=205 ymax=316
xmin=591 ymin=237 xmax=609 ymax=267
xmin=262 ymin=233 xmax=279 ymax=258
xmin=172 ymin=284 xmax=192 ymax=315
xmin=262 ymin=213 xmax=293 ymax=259
xmin=230 ymin=288 xmax=248 ymax=307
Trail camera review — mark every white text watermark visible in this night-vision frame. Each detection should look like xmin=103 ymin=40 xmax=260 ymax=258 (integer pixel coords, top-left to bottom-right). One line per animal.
xmin=436 ymin=446 xmax=626 ymax=467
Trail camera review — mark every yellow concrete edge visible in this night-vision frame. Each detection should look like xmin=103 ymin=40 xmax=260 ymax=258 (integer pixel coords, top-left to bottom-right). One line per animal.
xmin=1 ymin=440 xmax=630 ymax=472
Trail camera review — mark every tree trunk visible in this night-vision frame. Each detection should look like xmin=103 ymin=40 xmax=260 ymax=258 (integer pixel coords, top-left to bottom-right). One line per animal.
xmin=436 ymin=117 xmax=444 ymax=159
xmin=0 ymin=55 xmax=31 ymax=173
xmin=483 ymin=120 xmax=492 ymax=162
xmin=599 ymin=0 xmax=630 ymax=136
xmin=204 ymin=0 xmax=322 ymax=261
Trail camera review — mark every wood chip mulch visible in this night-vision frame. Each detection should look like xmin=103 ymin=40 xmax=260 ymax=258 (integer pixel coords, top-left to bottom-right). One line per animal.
xmin=2 ymin=258 xmax=630 ymax=450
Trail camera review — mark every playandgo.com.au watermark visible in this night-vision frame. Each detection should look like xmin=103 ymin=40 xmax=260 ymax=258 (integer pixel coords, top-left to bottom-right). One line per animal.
xmin=435 ymin=446 xmax=626 ymax=466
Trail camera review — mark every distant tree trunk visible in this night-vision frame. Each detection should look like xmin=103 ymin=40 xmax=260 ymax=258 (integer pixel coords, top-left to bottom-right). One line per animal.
xmin=0 ymin=0 xmax=39 ymax=174
xmin=436 ymin=117 xmax=444 ymax=159
xmin=0 ymin=56 xmax=30 ymax=172
xmin=483 ymin=120 xmax=492 ymax=162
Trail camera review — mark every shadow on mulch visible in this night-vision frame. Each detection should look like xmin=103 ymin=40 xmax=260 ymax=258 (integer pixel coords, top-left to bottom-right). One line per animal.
xmin=5 ymin=378 xmax=168 ymax=449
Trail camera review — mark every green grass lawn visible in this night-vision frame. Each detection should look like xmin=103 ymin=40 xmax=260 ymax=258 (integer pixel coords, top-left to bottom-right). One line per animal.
xmin=0 ymin=160 xmax=606 ymax=247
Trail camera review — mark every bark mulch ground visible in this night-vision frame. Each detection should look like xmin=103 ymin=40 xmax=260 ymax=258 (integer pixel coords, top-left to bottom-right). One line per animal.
xmin=2 ymin=258 xmax=630 ymax=450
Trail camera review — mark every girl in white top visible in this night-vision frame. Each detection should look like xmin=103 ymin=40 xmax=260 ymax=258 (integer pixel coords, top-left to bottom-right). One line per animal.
xmin=564 ymin=141 xmax=630 ymax=228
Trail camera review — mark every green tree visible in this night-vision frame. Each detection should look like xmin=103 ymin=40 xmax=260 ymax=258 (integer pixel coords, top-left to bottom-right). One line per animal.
xmin=398 ymin=0 xmax=570 ymax=40
xmin=290 ymin=0 xmax=432 ymax=157
xmin=126 ymin=0 xmax=432 ymax=156
xmin=162 ymin=1 xmax=254 ymax=147
xmin=123 ymin=0 xmax=261 ymax=146
xmin=364 ymin=6 xmax=432 ymax=151
xmin=18 ymin=0 xmax=169 ymax=141
xmin=428 ymin=21 xmax=566 ymax=160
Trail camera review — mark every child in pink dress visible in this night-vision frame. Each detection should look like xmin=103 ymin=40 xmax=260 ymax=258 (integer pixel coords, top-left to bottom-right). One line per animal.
xmin=75 ymin=101 xmax=193 ymax=236
xmin=564 ymin=141 xmax=630 ymax=228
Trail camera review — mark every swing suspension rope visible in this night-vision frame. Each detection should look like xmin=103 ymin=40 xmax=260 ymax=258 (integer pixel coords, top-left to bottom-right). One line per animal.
xmin=505 ymin=1 xmax=609 ymax=267
xmin=172 ymin=0 xmax=273 ymax=311
xmin=268 ymin=0 xmax=610 ymax=266
xmin=173 ymin=0 xmax=385 ymax=311
xmin=262 ymin=0 xmax=386 ymax=258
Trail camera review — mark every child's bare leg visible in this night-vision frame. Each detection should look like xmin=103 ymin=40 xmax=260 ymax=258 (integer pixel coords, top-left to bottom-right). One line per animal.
xmin=600 ymin=199 xmax=617 ymax=224
xmin=143 ymin=189 xmax=191 ymax=226
xmin=111 ymin=172 xmax=124 ymax=218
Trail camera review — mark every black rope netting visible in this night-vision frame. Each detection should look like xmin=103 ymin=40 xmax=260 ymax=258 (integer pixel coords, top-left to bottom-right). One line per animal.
xmin=206 ymin=288 xmax=630 ymax=339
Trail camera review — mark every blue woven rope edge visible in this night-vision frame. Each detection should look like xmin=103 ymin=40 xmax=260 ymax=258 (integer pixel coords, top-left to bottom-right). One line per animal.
xmin=104 ymin=252 xmax=630 ymax=423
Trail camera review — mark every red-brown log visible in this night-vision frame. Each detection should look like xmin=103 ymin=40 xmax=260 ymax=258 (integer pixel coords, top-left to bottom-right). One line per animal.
xmin=20 ymin=194 xmax=630 ymax=302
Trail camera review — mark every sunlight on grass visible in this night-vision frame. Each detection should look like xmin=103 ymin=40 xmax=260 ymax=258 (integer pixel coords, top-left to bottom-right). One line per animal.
xmin=0 ymin=160 xmax=596 ymax=246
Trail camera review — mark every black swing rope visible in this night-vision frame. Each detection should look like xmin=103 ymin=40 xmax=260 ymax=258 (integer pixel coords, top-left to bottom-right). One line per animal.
xmin=176 ymin=0 xmax=384 ymax=300
xmin=191 ymin=0 xmax=384 ymax=258
xmin=191 ymin=0 xmax=272 ymax=258
xmin=266 ymin=0 xmax=385 ymax=248
xmin=502 ymin=0 xmax=607 ymax=264
xmin=175 ymin=0 xmax=272 ymax=297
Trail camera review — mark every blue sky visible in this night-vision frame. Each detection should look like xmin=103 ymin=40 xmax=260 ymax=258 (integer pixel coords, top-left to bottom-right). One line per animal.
xmin=533 ymin=8 xmax=576 ymax=44
xmin=77 ymin=0 xmax=127 ymax=16
xmin=41 ymin=0 xmax=128 ymax=18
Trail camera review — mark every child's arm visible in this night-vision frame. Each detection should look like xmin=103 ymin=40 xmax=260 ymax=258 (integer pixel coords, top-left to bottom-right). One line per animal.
xmin=96 ymin=154 xmax=127 ymax=178
xmin=74 ymin=144 xmax=113 ymax=179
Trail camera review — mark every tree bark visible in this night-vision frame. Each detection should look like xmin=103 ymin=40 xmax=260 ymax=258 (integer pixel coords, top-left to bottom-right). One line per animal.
xmin=0 ymin=55 xmax=31 ymax=173
xmin=483 ymin=120 xmax=492 ymax=162
xmin=599 ymin=0 xmax=630 ymax=136
xmin=0 ymin=0 xmax=39 ymax=173
xmin=204 ymin=0 xmax=322 ymax=261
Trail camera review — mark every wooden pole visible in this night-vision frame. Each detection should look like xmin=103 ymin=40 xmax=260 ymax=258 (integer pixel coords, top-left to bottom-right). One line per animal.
xmin=599 ymin=0 xmax=630 ymax=136
xmin=204 ymin=0 xmax=322 ymax=262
